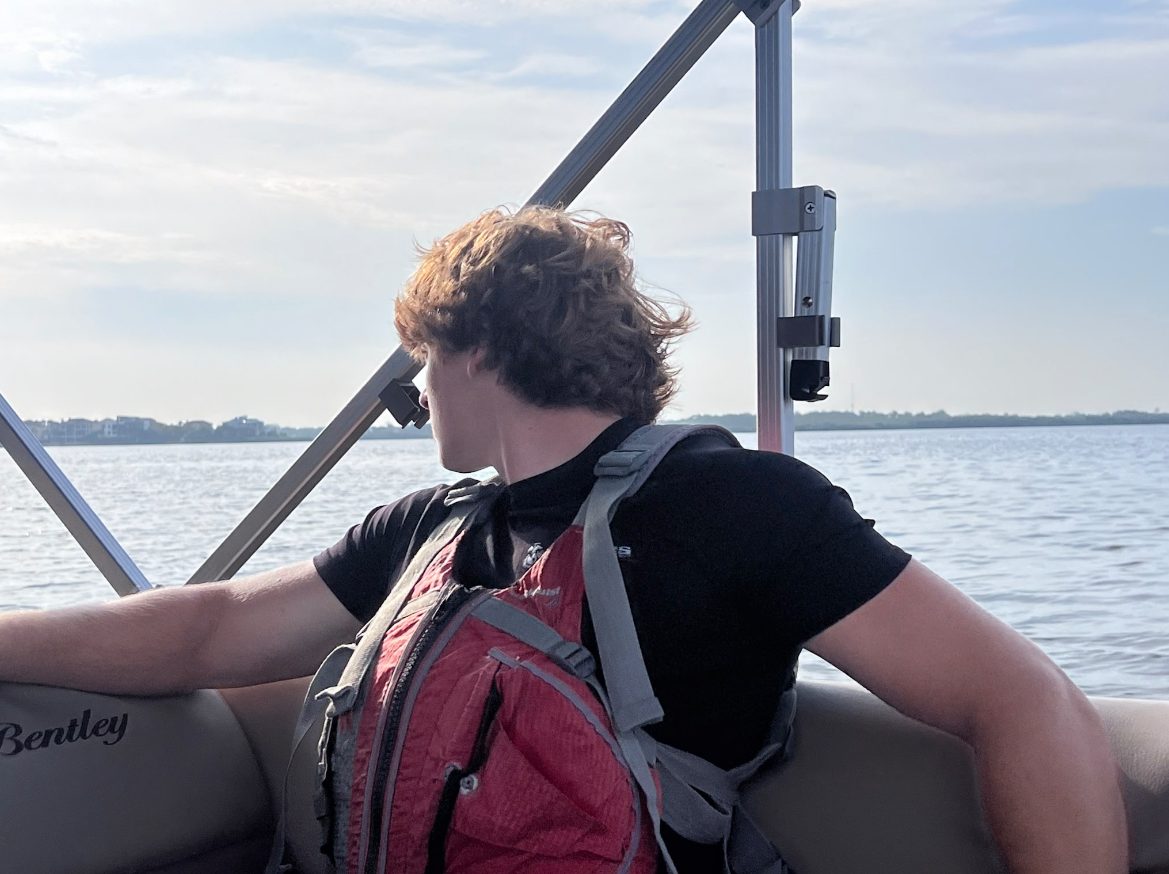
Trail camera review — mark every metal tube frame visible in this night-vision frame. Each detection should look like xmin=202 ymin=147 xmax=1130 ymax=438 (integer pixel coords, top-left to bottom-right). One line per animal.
xmin=3 ymin=0 xmax=801 ymax=593
xmin=186 ymin=347 xmax=422 ymax=583
xmin=753 ymin=1 xmax=797 ymax=455
xmin=529 ymin=0 xmax=743 ymax=207
xmin=0 ymin=392 xmax=152 ymax=595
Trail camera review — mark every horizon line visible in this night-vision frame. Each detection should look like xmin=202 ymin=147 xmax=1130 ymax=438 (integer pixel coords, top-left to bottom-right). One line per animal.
xmin=19 ymin=407 xmax=1169 ymax=428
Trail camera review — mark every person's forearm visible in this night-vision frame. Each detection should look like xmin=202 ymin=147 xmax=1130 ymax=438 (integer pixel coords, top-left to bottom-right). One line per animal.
xmin=971 ymin=678 xmax=1127 ymax=873
xmin=0 ymin=585 xmax=222 ymax=696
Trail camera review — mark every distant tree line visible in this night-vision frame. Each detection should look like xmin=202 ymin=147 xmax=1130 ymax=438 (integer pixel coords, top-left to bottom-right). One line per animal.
xmin=22 ymin=409 xmax=1168 ymax=446
xmin=24 ymin=414 xmax=433 ymax=446
xmin=670 ymin=409 xmax=1169 ymax=433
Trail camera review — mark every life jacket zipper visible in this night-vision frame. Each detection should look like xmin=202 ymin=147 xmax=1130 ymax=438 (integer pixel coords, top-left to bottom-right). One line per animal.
xmin=424 ymin=672 xmax=503 ymax=874
xmin=360 ymin=583 xmax=477 ymax=874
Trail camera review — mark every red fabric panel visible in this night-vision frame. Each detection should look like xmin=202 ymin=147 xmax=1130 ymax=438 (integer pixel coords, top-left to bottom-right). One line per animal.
xmin=345 ymin=536 xmax=464 ymax=873
xmin=345 ymin=524 xmax=657 ymax=873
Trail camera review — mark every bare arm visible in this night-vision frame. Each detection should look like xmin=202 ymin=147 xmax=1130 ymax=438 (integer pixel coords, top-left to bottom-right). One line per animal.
xmin=808 ymin=559 xmax=1128 ymax=874
xmin=0 ymin=561 xmax=360 ymax=695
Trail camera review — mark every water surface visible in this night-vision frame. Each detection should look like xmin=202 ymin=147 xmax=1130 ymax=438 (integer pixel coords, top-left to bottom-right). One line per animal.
xmin=2 ymin=425 xmax=1166 ymax=697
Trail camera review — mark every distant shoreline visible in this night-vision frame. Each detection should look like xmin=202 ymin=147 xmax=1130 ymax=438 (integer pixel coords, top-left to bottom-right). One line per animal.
xmin=22 ymin=410 xmax=1169 ymax=446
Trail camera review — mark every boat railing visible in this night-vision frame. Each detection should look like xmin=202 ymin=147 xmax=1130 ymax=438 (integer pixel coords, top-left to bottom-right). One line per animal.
xmin=0 ymin=0 xmax=834 ymax=595
xmin=0 ymin=391 xmax=152 ymax=595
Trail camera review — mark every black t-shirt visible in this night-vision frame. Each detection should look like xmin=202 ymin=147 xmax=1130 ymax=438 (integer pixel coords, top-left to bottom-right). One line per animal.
xmin=314 ymin=419 xmax=911 ymax=870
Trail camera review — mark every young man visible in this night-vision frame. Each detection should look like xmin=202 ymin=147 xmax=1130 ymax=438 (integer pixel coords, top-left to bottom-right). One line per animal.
xmin=0 ymin=207 xmax=1127 ymax=872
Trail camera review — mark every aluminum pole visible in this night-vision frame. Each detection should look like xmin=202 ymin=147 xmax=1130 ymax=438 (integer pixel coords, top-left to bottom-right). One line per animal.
xmin=754 ymin=1 xmax=797 ymax=455
xmin=0 ymin=392 xmax=152 ymax=596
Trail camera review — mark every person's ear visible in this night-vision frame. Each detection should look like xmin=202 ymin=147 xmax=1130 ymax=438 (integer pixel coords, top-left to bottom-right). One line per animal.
xmin=466 ymin=348 xmax=489 ymax=378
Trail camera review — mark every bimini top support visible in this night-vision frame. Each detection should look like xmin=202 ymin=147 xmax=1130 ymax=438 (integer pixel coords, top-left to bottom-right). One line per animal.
xmin=187 ymin=0 xmax=786 ymax=585
xmin=0 ymin=0 xmax=837 ymax=593
xmin=749 ymin=0 xmax=798 ymax=454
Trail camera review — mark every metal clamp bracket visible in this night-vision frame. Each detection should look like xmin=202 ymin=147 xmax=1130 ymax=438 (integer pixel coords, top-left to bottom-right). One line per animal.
xmin=776 ymin=315 xmax=840 ymax=349
xmin=752 ymin=185 xmax=826 ymax=235
xmin=756 ymin=186 xmax=840 ymax=402
xmin=379 ymin=379 xmax=430 ymax=429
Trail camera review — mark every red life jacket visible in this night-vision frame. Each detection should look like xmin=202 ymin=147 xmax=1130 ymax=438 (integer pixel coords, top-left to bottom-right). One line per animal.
xmin=271 ymin=425 xmax=794 ymax=874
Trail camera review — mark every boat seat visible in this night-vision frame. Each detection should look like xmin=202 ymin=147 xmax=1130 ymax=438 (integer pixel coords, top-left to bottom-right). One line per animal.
xmin=746 ymin=681 xmax=1169 ymax=874
xmin=3 ymin=678 xmax=1167 ymax=873
xmin=260 ymin=678 xmax=1169 ymax=874
xmin=0 ymin=682 xmax=271 ymax=874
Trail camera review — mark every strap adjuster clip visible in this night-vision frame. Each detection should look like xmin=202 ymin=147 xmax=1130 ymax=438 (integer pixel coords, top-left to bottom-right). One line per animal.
xmin=550 ymin=641 xmax=596 ymax=678
xmin=594 ymin=448 xmax=647 ymax=478
xmin=315 ymin=683 xmax=356 ymax=716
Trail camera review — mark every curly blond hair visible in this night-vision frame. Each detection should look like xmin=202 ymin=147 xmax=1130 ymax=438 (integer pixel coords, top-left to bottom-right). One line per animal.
xmin=394 ymin=206 xmax=692 ymax=423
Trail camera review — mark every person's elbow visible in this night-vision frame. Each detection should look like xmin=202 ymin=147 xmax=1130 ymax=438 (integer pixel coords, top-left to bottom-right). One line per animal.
xmin=176 ymin=582 xmax=237 ymax=693
xmin=964 ymin=653 xmax=1111 ymax=759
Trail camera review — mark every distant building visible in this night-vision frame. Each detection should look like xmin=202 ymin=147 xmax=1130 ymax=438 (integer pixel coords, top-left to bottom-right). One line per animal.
xmin=60 ymin=418 xmax=101 ymax=443
xmin=116 ymin=416 xmax=158 ymax=431
xmin=218 ymin=416 xmax=267 ymax=440
xmin=178 ymin=420 xmax=215 ymax=443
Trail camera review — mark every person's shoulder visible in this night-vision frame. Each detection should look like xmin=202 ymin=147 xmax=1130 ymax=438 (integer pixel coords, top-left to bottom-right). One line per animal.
xmin=360 ymin=477 xmax=482 ymax=536
xmin=655 ymin=428 xmax=828 ymax=486
xmin=618 ymin=428 xmax=842 ymax=527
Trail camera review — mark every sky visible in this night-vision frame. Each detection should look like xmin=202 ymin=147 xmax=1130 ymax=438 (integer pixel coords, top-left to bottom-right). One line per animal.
xmin=1 ymin=0 xmax=1166 ymax=427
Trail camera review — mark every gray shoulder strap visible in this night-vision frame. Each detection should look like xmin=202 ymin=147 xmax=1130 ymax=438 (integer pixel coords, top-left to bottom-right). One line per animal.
xmin=577 ymin=424 xmax=738 ymax=733
xmin=573 ymin=424 xmax=793 ymax=874
xmin=263 ymin=644 xmax=355 ymax=874
xmin=327 ymin=484 xmax=488 ymax=710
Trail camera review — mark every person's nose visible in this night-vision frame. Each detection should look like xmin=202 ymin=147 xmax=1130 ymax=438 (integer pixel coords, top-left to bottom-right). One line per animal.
xmin=419 ymin=387 xmax=429 ymax=410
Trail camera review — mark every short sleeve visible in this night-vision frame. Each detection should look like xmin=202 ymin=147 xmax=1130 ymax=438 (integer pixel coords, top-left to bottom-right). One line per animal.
xmin=771 ymin=476 xmax=911 ymax=641
xmin=740 ymin=454 xmax=912 ymax=642
xmin=313 ymin=484 xmax=454 ymax=622
xmin=632 ymin=441 xmax=911 ymax=647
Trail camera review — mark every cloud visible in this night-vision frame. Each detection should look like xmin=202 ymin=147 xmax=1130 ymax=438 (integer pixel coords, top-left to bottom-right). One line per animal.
xmin=0 ymin=122 xmax=57 ymax=147
xmin=1 ymin=1 xmax=1166 ymax=421
xmin=489 ymin=53 xmax=608 ymax=81
xmin=0 ymin=226 xmax=208 ymax=263
xmin=0 ymin=4 xmax=1162 ymax=292
xmin=0 ymin=0 xmax=665 ymax=60
xmin=789 ymin=3 xmax=1169 ymax=207
xmin=337 ymin=28 xmax=488 ymax=72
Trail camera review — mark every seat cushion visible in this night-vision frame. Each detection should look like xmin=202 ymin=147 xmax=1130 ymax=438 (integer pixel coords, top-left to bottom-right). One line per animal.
xmin=744 ymin=681 xmax=1169 ymax=874
xmin=0 ymin=683 xmax=270 ymax=874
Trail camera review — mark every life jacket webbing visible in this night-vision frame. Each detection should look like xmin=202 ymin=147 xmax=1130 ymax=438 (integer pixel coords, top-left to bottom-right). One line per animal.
xmin=577 ymin=424 xmax=793 ymax=873
xmin=335 ymin=480 xmax=498 ymax=710
xmin=471 ymin=596 xmax=596 ymax=679
xmin=576 ymin=425 xmax=740 ymax=734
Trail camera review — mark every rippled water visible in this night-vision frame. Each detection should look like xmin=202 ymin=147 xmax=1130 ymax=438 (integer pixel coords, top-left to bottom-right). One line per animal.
xmin=1 ymin=425 xmax=1166 ymax=698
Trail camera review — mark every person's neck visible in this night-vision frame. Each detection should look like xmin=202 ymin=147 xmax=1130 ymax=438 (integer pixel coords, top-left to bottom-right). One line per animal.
xmin=488 ymin=402 xmax=622 ymax=484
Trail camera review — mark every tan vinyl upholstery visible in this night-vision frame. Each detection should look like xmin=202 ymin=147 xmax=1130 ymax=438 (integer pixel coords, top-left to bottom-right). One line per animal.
xmin=218 ymin=678 xmax=313 ymax=825
xmin=746 ymin=681 xmax=1169 ymax=874
xmin=2 ymin=678 xmax=1166 ymax=873
xmin=219 ymin=677 xmax=333 ymax=874
xmin=0 ymin=683 xmax=270 ymax=874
